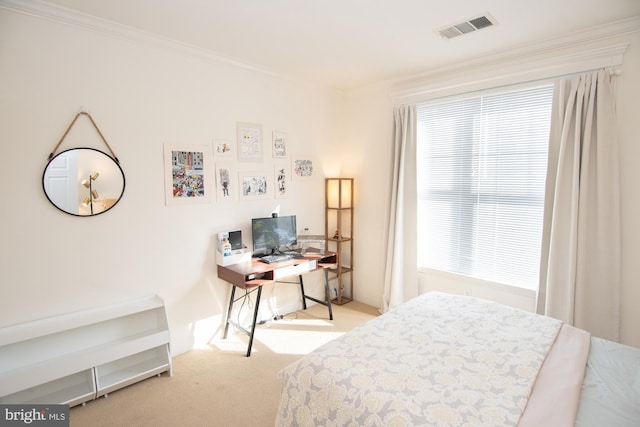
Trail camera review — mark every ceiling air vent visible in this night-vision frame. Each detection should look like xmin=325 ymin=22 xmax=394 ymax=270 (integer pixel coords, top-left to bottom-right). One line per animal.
xmin=438 ymin=14 xmax=496 ymax=39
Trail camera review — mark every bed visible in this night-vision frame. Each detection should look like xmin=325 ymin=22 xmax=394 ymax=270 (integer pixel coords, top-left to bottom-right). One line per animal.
xmin=275 ymin=292 xmax=640 ymax=426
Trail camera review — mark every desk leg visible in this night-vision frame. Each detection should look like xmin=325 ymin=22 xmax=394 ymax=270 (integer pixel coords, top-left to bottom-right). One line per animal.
xmin=324 ymin=269 xmax=333 ymax=321
xmin=222 ymin=286 xmax=236 ymax=339
xmin=299 ymin=272 xmax=333 ymax=321
xmin=246 ymin=286 xmax=262 ymax=357
xmin=299 ymin=275 xmax=307 ymax=310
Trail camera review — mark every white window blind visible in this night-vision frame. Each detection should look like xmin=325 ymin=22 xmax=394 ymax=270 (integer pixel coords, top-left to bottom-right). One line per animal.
xmin=416 ymin=84 xmax=554 ymax=289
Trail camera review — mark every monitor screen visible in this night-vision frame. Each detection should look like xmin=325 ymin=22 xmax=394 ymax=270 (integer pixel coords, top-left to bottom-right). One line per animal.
xmin=252 ymin=215 xmax=297 ymax=254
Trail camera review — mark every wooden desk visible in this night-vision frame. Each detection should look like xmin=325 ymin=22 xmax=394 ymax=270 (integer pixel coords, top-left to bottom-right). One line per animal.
xmin=218 ymin=250 xmax=337 ymax=357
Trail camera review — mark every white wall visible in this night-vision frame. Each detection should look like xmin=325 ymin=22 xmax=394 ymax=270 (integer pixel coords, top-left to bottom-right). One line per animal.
xmin=616 ymin=30 xmax=640 ymax=348
xmin=343 ymin=25 xmax=640 ymax=348
xmin=0 ymin=8 xmax=343 ymax=355
xmin=339 ymin=81 xmax=394 ymax=309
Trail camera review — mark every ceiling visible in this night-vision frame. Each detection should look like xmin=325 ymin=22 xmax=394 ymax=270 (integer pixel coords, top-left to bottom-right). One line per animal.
xmin=35 ymin=0 xmax=640 ymax=89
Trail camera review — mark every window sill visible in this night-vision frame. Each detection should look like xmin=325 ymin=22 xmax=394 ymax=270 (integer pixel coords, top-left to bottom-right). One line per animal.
xmin=418 ymin=267 xmax=537 ymax=312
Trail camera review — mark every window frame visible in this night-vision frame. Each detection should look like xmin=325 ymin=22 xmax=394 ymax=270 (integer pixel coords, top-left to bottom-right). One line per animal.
xmin=416 ymin=82 xmax=554 ymax=290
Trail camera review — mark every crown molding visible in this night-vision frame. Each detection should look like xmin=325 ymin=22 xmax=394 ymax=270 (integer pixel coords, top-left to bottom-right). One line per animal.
xmin=391 ymin=16 xmax=640 ymax=103
xmin=0 ymin=0 xmax=281 ymax=78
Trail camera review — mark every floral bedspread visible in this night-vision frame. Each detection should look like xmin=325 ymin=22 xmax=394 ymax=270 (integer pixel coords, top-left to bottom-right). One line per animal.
xmin=275 ymin=292 xmax=562 ymax=427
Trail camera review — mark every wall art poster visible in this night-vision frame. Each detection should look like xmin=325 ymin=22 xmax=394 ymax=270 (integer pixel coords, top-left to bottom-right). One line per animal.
xmin=216 ymin=164 xmax=236 ymax=201
xmin=292 ymin=157 xmax=315 ymax=180
xmin=213 ymin=139 xmax=233 ymax=157
xmin=164 ymin=144 xmax=211 ymax=205
xmin=274 ymin=162 xmax=289 ymax=199
xmin=272 ymin=131 xmax=287 ymax=158
xmin=239 ymin=171 xmax=271 ymax=200
xmin=237 ymin=122 xmax=263 ymax=162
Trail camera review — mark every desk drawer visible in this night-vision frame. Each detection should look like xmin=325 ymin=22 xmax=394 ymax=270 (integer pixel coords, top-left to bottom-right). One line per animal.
xmin=273 ymin=260 xmax=317 ymax=280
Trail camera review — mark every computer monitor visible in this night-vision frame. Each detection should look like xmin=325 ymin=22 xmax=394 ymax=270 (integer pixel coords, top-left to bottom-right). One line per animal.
xmin=251 ymin=215 xmax=297 ymax=255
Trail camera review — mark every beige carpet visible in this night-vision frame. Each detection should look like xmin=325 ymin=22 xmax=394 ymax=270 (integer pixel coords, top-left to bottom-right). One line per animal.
xmin=69 ymin=301 xmax=379 ymax=427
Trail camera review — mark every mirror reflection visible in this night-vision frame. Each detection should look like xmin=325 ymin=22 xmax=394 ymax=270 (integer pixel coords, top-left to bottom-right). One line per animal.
xmin=43 ymin=148 xmax=125 ymax=216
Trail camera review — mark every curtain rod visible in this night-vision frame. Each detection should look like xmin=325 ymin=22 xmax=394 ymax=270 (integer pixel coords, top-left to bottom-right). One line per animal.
xmin=393 ymin=65 xmax=624 ymax=107
xmin=391 ymin=41 xmax=628 ymax=106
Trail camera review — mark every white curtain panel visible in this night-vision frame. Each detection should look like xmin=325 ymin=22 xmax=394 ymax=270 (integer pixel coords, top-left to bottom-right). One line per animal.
xmin=382 ymin=105 xmax=418 ymax=312
xmin=537 ymin=69 xmax=621 ymax=341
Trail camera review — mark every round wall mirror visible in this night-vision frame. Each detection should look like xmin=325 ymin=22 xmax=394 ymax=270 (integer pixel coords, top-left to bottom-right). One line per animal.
xmin=43 ymin=148 xmax=125 ymax=216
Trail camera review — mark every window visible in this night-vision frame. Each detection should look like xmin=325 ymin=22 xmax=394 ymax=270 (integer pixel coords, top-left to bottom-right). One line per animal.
xmin=416 ymin=84 xmax=554 ymax=289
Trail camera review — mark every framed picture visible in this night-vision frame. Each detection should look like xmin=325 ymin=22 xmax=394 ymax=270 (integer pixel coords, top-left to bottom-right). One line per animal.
xmin=215 ymin=163 xmax=236 ymax=201
xmin=272 ymin=131 xmax=288 ymax=158
xmin=274 ymin=162 xmax=290 ymax=199
xmin=292 ymin=156 xmax=316 ymax=180
xmin=213 ymin=139 xmax=233 ymax=157
xmin=164 ymin=144 xmax=212 ymax=205
xmin=237 ymin=122 xmax=263 ymax=162
xmin=239 ymin=171 xmax=272 ymax=200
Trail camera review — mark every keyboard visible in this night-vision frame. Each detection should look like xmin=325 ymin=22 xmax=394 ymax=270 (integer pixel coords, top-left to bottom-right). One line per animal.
xmin=260 ymin=254 xmax=291 ymax=264
xmin=260 ymin=251 xmax=305 ymax=264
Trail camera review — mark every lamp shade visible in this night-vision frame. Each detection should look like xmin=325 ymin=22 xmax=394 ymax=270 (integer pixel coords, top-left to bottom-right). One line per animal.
xmin=326 ymin=178 xmax=353 ymax=209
